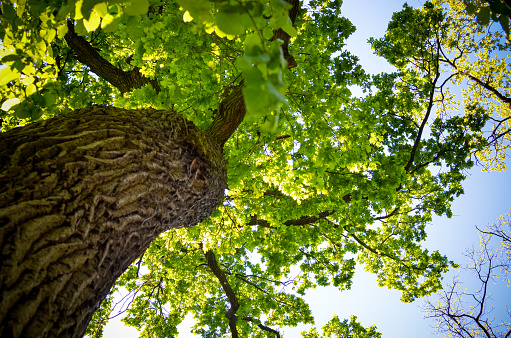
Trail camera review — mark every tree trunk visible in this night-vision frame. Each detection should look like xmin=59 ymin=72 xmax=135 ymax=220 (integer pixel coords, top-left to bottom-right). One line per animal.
xmin=0 ymin=106 xmax=227 ymax=338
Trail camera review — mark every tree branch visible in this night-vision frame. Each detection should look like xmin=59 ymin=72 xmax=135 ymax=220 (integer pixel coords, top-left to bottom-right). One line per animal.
xmin=205 ymin=0 xmax=301 ymax=146
xmin=405 ymin=70 xmax=440 ymax=172
xmin=248 ymin=210 xmax=336 ymax=228
xmin=201 ymin=251 xmax=284 ymax=338
xmin=270 ymin=0 xmax=300 ymax=69
xmin=64 ymin=20 xmax=160 ymax=95
xmin=205 ymin=83 xmax=246 ymax=147
xmin=242 ymin=317 xmax=281 ymax=337
xmin=203 ymin=248 xmax=240 ymax=338
xmin=467 ymin=74 xmax=511 ymax=106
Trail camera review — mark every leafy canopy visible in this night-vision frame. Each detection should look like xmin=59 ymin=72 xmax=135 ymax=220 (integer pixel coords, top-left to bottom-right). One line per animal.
xmin=0 ymin=0 xmax=507 ymax=336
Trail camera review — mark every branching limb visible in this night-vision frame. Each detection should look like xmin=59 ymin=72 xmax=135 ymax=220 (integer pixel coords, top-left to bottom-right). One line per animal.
xmin=64 ymin=20 xmax=160 ymax=95
xmin=423 ymin=220 xmax=511 ymax=338
xmin=203 ymin=248 xmax=240 ymax=338
xmin=203 ymin=248 xmax=285 ymax=337
xmin=466 ymin=74 xmax=511 ymax=107
xmin=243 ymin=317 xmax=281 ymax=337
xmin=405 ymin=70 xmax=441 ymax=172
xmin=248 ymin=210 xmax=336 ymax=228
xmin=205 ymin=83 xmax=246 ymax=147
xmin=205 ymin=0 xmax=301 ymax=146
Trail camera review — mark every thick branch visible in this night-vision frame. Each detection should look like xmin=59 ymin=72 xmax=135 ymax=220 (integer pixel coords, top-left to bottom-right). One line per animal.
xmin=467 ymin=74 xmax=511 ymax=106
xmin=205 ymin=0 xmax=301 ymax=146
xmin=405 ymin=71 xmax=440 ymax=172
xmin=248 ymin=210 xmax=336 ymax=228
xmin=204 ymin=249 xmax=239 ymax=338
xmin=205 ymin=84 xmax=246 ymax=147
xmin=64 ymin=21 xmax=160 ymax=95
xmin=270 ymin=0 xmax=300 ymax=69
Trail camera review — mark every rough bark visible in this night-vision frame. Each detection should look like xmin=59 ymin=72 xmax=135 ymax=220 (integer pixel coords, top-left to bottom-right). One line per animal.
xmin=206 ymin=84 xmax=246 ymax=147
xmin=0 ymin=106 xmax=227 ymax=338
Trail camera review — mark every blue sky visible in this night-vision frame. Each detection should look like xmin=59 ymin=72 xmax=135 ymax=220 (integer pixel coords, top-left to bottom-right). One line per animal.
xmin=101 ymin=0 xmax=511 ymax=336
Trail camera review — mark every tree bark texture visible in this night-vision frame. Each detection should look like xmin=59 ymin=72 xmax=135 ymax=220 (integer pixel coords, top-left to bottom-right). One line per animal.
xmin=206 ymin=84 xmax=246 ymax=147
xmin=0 ymin=106 xmax=227 ymax=337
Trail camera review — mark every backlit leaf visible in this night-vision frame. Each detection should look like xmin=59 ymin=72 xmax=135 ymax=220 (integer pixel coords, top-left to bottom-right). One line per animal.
xmin=1 ymin=98 xmax=20 ymax=111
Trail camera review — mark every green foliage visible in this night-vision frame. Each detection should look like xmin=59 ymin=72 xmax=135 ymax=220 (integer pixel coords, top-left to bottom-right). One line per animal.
xmin=85 ymin=287 xmax=117 ymax=338
xmin=464 ymin=0 xmax=511 ymax=35
xmin=371 ymin=0 xmax=510 ymax=171
xmin=0 ymin=0 xmax=506 ymax=336
xmin=301 ymin=315 xmax=382 ymax=338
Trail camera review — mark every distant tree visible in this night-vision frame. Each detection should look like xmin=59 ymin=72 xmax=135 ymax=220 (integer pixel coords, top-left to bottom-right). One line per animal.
xmin=301 ymin=315 xmax=382 ymax=338
xmin=422 ymin=212 xmax=511 ymax=337
xmin=371 ymin=0 xmax=511 ymax=171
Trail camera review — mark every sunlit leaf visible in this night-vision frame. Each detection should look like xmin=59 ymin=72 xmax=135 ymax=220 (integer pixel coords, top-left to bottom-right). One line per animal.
xmin=1 ymin=98 xmax=20 ymax=111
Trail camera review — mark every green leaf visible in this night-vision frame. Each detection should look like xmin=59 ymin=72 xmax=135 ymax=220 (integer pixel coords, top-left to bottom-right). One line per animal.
xmin=43 ymin=92 xmax=57 ymax=107
xmin=1 ymin=98 xmax=20 ymax=111
xmin=83 ymin=10 xmax=101 ymax=32
xmin=274 ymin=0 xmax=292 ymax=10
xmin=466 ymin=3 xmax=477 ymax=15
xmin=243 ymin=67 xmax=265 ymax=87
xmin=101 ymin=14 xmax=121 ymax=32
xmin=244 ymin=33 xmax=263 ymax=56
xmin=26 ymin=83 xmax=37 ymax=96
xmin=13 ymin=100 xmax=41 ymax=119
xmin=262 ymin=27 xmax=274 ymax=40
xmin=477 ymin=7 xmax=491 ymax=25
xmin=282 ymin=18 xmax=297 ymax=37
xmin=500 ymin=14 xmax=510 ymax=34
xmin=1 ymin=54 xmax=21 ymax=64
xmin=31 ymin=94 xmax=46 ymax=107
xmin=74 ymin=19 xmax=88 ymax=36
xmin=2 ymin=4 xmax=17 ymax=21
xmin=176 ymin=0 xmax=213 ymax=23
xmin=56 ymin=24 xmax=69 ymax=39
xmin=243 ymin=86 xmax=270 ymax=117
xmin=94 ymin=2 xmax=109 ymax=17
xmin=216 ymin=5 xmax=245 ymax=35
xmin=125 ymin=0 xmax=149 ymax=16
xmin=266 ymin=81 xmax=286 ymax=103
xmin=81 ymin=0 xmax=100 ymax=20
xmin=0 ymin=66 xmax=19 ymax=86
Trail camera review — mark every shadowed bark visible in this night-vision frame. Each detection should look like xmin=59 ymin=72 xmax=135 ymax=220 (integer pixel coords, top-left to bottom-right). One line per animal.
xmin=0 ymin=106 xmax=227 ymax=337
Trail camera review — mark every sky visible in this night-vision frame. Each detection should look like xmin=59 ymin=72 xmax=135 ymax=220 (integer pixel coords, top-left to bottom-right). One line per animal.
xmin=101 ymin=0 xmax=511 ymax=337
